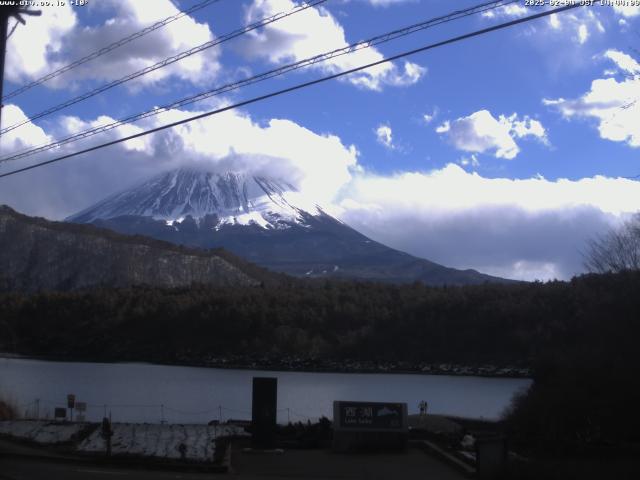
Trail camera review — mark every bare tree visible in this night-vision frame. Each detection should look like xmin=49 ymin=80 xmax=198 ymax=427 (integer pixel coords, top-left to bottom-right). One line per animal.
xmin=584 ymin=214 xmax=640 ymax=273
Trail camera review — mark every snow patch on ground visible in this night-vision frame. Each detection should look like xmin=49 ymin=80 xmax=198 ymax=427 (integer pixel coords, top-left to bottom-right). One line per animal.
xmin=78 ymin=423 xmax=247 ymax=461
xmin=1 ymin=420 xmax=248 ymax=461
xmin=0 ymin=420 xmax=87 ymax=444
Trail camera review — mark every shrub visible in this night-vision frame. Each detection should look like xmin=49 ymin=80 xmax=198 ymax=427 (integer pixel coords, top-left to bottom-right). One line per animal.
xmin=0 ymin=398 xmax=19 ymax=420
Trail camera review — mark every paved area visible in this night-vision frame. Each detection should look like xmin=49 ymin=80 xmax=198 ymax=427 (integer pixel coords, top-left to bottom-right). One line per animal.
xmin=0 ymin=438 xmax=72 ymax=459
xmin=407 ymin=414 xmax=463 ymax=435
xmin=230 ymin=447 xmax=467 ymax=479
xmin=0 ymin=457 xmax=212 ymax=480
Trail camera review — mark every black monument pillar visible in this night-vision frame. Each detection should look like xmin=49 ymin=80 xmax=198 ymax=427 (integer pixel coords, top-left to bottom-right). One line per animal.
xmin=251 ymin=377 xmax=278 ymax=449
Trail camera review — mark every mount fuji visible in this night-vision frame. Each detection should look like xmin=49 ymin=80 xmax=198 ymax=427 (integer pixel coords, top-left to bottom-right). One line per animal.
xmin=67 ymin=167 xmax=507 ymax=285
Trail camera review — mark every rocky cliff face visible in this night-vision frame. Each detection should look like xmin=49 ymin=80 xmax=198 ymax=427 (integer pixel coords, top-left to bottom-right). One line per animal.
xmin=0 ymin=205 xmax=260 ymax=292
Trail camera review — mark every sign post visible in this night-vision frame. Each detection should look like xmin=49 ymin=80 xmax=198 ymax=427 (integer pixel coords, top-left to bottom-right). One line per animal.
xmin=333 ymin=401 xmax=408 ymax=452
xmin=67 ymin=394 xmax=76 ymax=422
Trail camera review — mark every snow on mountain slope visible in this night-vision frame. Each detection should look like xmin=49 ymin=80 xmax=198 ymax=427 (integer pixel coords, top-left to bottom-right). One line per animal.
xmin=67 ymin=168 xmax=329 ymax=229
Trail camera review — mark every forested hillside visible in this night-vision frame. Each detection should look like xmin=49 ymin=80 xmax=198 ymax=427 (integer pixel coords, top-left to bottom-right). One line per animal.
xmin=1 ymin=272 xmax=638 ymax=369
xmin=2 ymin=271 xmax=640 ymax=451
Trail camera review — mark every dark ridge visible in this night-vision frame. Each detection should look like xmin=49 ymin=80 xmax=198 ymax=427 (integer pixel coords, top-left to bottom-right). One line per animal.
xmin=0 ymin=204 xmax=221 ymax=257
xmin=0 ymin=204 xmax=285 ymax=286
xmin=209 ymin=247 xmax=291 ymax=287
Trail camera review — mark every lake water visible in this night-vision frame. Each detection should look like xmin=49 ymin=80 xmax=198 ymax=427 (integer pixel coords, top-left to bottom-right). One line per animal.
xmin=0 ymin=357 xmax=531 ymax=424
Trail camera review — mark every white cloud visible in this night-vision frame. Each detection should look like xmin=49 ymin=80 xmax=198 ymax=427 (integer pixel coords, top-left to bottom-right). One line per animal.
xmin=365 ymin=0 xmax=416 ymax=6
xmin=481 ymin=4 xmax=527 ymax=19
xmin=336 ymin=165 xmax=640 ymax=280
xmin=0 ymin=105 xmax=53 ymax=152
xmin=0 ymin=102 xmax=359 ymax=218
xmin=507 ymin=114 xmax=549 ymax=145
xmin=459 ymin=154 xmax=479 ymax=168
xmin=386 ymin=61 xmax=427 ymax=87
xmin=604 ymin=50 xmax=640 ymax=75
xmin=240 ymin=0 xmax=426 ymax=91
xmin=612 ymin=5 xmax=640 ymax=17
xmin=343 ymin=0 xmax=418 ymax=7
xmin=437 ymin=110 xmax=518 ymax=159
xmin=5 ymin=0 xmax=219 ymax=91
xmin=436 ymin=110 xmax=548 ymax=160
xmin=542 ymin=9 xmax=605 ymax=45
xmin=422 ymin=108 xmax=437 ymax=124
xmin=489 ymin=8 xmax=605 ymax=45
xmin=566 ymin=11 xmax=604 ymax=44
xmin=544 ymin=50 xmax=640 ymax=147
xmin=144 ymin=108 xmax=359 ymax=203
xmin=577 ymin=24 xmax=589 ymax=44
xmin=4 ymin=4 xmax=77 ymax=84
xmin=375 ymin=124 xmax=394 ymax=149
xmin=435 ymin=121 xmax=450 ymax=134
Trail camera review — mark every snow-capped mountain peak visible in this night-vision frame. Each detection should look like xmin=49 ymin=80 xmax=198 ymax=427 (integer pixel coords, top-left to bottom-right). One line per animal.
xmin=67 ymin=168 xmax=327 ymax=229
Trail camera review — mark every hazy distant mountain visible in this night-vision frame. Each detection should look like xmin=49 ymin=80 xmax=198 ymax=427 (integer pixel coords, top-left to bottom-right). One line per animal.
xmin=68 ymin=167 xmax=508 ymax=285
xmin=0 ymin=205 xmax=267 ymax=292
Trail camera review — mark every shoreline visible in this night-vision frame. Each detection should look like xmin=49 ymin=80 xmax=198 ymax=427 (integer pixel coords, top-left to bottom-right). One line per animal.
xmin=0 ymin=352 xmax=532 ymax=379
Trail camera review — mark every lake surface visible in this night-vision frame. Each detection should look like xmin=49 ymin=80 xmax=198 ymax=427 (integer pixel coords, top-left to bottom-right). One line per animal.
xmin=1 ymin=357 xmax=531 ymax=424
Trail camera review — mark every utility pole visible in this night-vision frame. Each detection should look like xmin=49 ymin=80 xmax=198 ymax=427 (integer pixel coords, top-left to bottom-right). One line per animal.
xmin=0 ymin=5 xmax=41 ymax=132
xmin=0 ymin=7 xmax=12 ymax=131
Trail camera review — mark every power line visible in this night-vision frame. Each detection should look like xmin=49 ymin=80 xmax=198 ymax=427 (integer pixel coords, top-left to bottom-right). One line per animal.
xmin=0 ymin=0 xmax=329 ymax=136
xmin=1 ymin=0 xmax=224 ymax=102
xmin=0 ymin=0 xmax=517 ymax=163
xmin=0 ymin=3 xmax=584 ymax=180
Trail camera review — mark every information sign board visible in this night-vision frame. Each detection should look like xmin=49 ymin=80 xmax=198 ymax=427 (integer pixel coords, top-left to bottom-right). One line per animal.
xmin=334 ymin=401 xmax=407 ymax=432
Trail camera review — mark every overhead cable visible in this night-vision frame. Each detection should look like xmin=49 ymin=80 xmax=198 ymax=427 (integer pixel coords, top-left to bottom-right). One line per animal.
xmin=0 ymin=0 xmax=329 ymax=136
xmin=0 ymin=0 xmax=516 ymax=163
xmin=1 ymin=0 xmax=225 ymax=101
xmin=0 ymin=3 xmax=584 ymax=179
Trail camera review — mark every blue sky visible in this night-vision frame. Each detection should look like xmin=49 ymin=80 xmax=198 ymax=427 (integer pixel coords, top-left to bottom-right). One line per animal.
xmin=0 ymin=0 xmax=639 ymax=280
